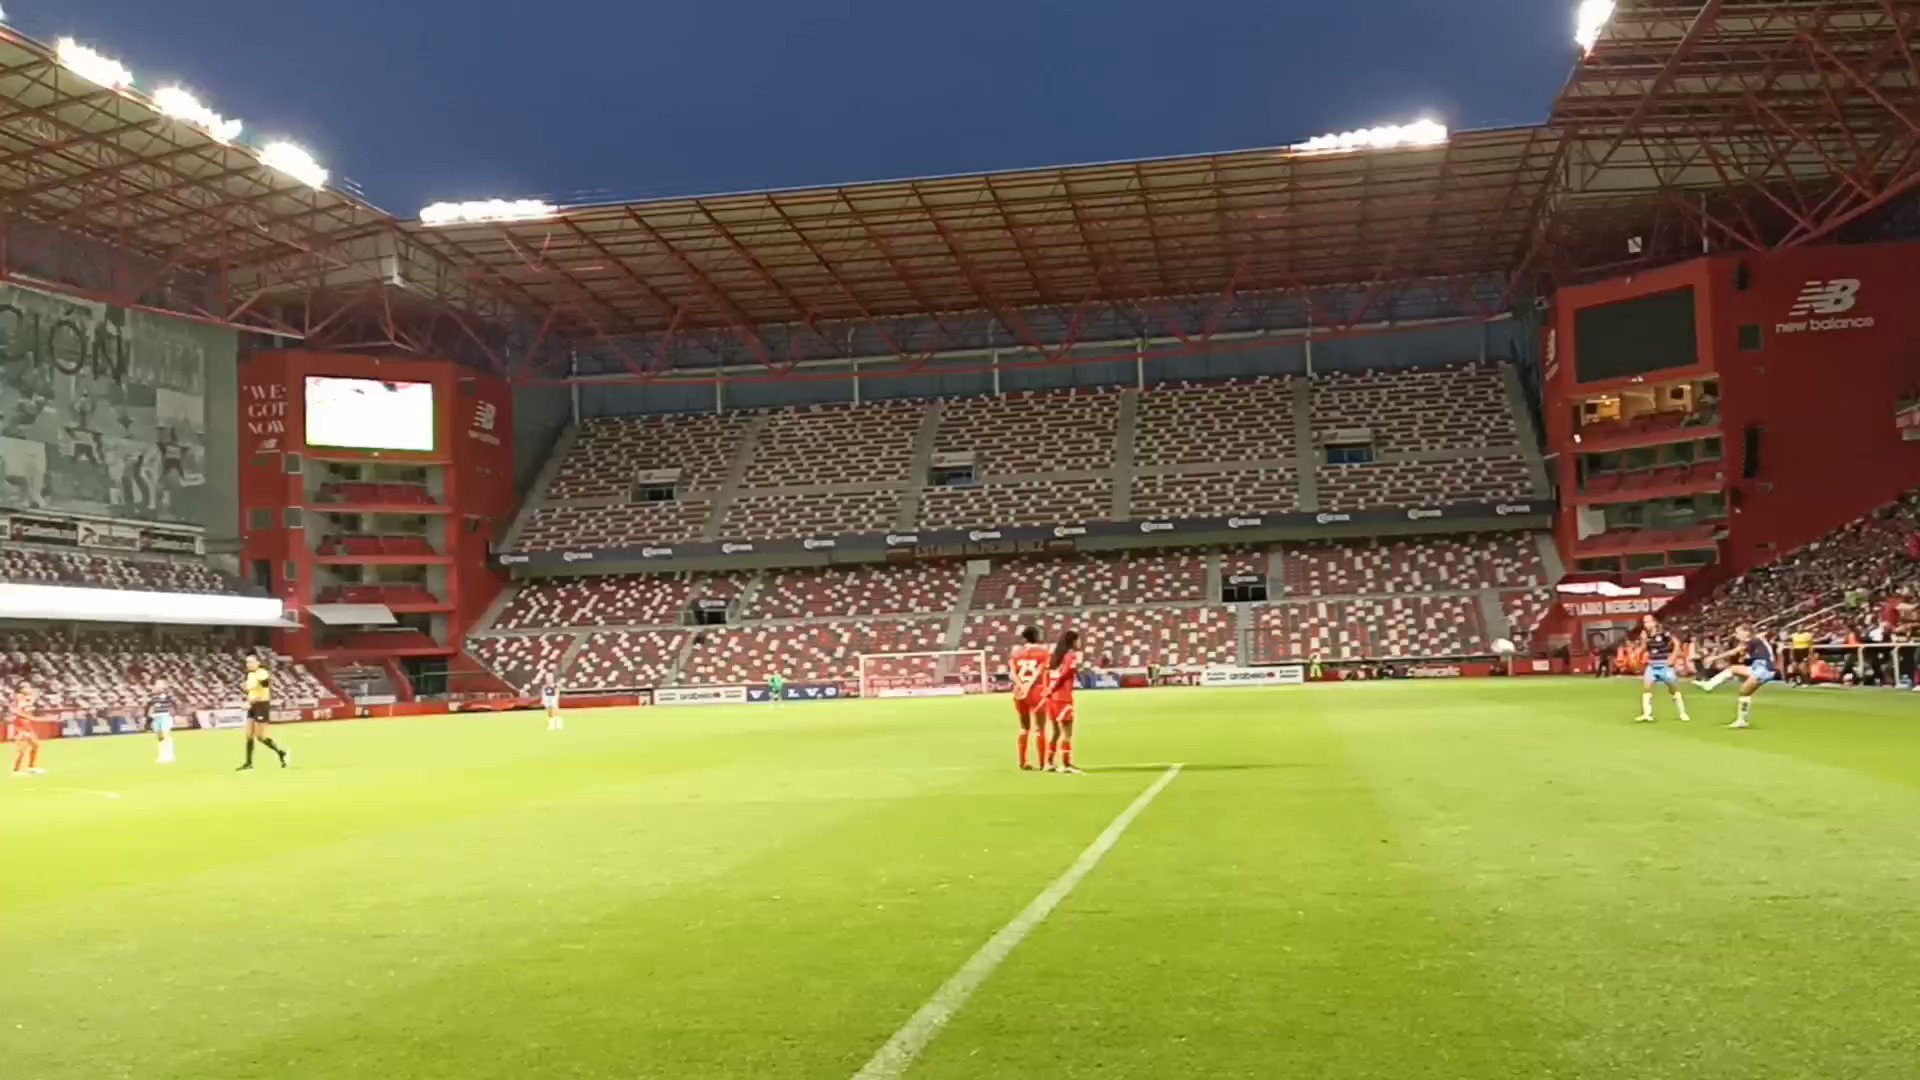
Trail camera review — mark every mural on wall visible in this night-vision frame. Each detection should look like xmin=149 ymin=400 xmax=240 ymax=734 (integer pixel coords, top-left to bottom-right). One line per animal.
xmin=0 ymin=282 xmax=233 ymax=529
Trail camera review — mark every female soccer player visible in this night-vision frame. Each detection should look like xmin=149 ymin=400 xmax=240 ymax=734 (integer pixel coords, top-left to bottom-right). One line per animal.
xmin=147 ymin=679 xmax=177 ymax=764
xmin=1008 ymin=626 xmax=1051 ymax=770
xmin=8 ymin=682 xmax=44 ymax=776
xmin=1635 ymin=614 xmax=1692 ymax=723
xmin=1692 ymin=624 xmax=1776 ymax=729
xmin=1044 ymin=629 xmax=1083 ymax=774
xmin=542 ymin=671 xmax=563 ymax=731
xmin=238 ymin=655 xmax=289 ymax=770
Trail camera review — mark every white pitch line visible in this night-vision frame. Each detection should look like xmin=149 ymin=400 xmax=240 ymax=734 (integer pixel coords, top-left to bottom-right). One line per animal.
xmin=851 ymin=763 xmax=1184 ymax=1080
xmin=23 ymin=785 xmax=123 ymax=800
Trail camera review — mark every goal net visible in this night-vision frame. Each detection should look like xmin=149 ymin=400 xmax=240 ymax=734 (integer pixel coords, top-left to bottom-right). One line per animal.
xmin=857 ymin=649 xmax=991 ymax=699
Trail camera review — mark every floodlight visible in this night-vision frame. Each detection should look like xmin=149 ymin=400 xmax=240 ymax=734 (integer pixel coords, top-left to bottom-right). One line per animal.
xmin=1576 ymin=0 xmax=1616 ymax=53
xmin=1291 ymin=119 xmax=1448 ymax=155
xmin=154 ymin=86 xmax=242 ymax=144
xmin=260 ymin=140 xmax=328 ymax=189
xmin=55 ymin=37 xmax=132 ymax=90
xmin=419 ymin=198 xmax=559 ymax=226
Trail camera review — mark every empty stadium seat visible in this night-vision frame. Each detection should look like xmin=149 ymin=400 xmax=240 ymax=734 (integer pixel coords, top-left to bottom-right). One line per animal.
xmin=1315 ymin=456 xmax=1532 ymax=510
xmin=935 ymin=389 xmax=1120 ymax=472
xmin=1309 ymin=366 xmax=1517 ymax=452
xmin=920 ymin=479 xmax=1110 ymax=529
xmin=0 ymin=546 xmax=241 ymax=595
xmin=972 ymin=552 xmax=1208 ymax=609
xmin=746 ymin=563 xmax=964 ymax=619
xmin=468 ymin=634 xmax=573 ymax=693
xmin=568 ymin=630 xmax=687 ymax=689
xmin=740 ymin=401 xmax=925 ymax=487
xmin=1134 ymin=377 xmax=1297 ymax=466
xmin=496 ymin=575 xmax=694 ymax=630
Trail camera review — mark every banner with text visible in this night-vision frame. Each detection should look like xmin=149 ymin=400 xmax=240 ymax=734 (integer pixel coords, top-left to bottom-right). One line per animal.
xmin=495 ymin=500 xmax=1553 ymax=570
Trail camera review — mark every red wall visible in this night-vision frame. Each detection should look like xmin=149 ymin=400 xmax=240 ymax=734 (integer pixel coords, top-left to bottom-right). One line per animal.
xmin=1551 ymin=241 xmax=1920 ymax=575
xmin=237 ymin=352 xmax=514 ymax=659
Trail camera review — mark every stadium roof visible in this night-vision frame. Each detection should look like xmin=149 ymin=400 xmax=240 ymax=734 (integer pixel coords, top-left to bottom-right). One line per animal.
xmin=403 ymin=128 xmax=1559 ymax=346
xmin=1 ymin=2 xmax=1915 ymax=376
xmin=1539 ymin=0 xmax=1920 ymax=274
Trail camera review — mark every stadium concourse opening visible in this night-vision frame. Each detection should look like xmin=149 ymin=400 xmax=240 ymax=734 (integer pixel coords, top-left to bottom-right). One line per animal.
xmin=6 ymin=2 xmax=1920 ymax=1077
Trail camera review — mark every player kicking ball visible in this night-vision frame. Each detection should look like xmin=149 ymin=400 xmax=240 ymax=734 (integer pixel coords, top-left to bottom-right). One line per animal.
xmin=1043 ymin=629 xmax=1083 ymax=774
xmin=542 ymin=671 xmax=563 ymax=731
xmin=1634 ymin=614 xmax=1691 ymax=723
xmin=1008 ymin=626 xmax=1051 ymax=770
xmin=1692 ymin=623 xmax=1776 ymax=729
xmin=147 ymin=679 xmax=177 ymax=764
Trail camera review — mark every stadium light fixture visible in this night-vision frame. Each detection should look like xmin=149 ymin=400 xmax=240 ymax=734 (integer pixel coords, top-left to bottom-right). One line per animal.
xmin=419 ymin=198 xmax=559 ymax=227
xmin=1575 ymin=0 xmax=1616 ymax=53
xmin=260 ymin=140 xmax=328 ymax=190
xmin=153 ymin=86 xmax=243 ymax=144
xmin=55 ymin=37 xmax=133 ymax=90
xmin=1290 ymin=118 xmax=1448 ymax=155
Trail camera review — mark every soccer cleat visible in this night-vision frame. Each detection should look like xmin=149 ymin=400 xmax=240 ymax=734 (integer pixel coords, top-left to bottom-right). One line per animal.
xmin=1727 ymin=719 xmax=1750 ymax=729
xmin=236 ymin=763 xmax=254 ymax=772
xmin=1059 ymin=765 xmax=1084 ymax=775
xmin=26 ymin=767 xmax=45 ymax=775
xmin=1020 ymin=762 xmax=1034 ymax=771
xmin=1634 ymin=714 xmax=1654 ymax=723
xmin=279 ymin=751 xmax=291 ymax=768
xmin=1692 ymin=680 xmax=1714 ymax=693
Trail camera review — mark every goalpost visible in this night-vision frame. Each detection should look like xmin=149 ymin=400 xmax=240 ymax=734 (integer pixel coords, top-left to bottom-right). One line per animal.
xmin=857 ymin=649 xmax=992 ymax=699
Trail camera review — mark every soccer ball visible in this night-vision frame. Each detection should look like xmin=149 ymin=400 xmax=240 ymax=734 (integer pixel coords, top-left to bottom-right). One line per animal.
xmin=1491 ymin=638 xmax=1517 ymax=657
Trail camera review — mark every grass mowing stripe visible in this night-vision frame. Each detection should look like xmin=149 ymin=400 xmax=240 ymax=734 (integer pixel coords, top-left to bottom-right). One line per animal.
xmin=850 ymin=764 xmax=1183 ymax=1080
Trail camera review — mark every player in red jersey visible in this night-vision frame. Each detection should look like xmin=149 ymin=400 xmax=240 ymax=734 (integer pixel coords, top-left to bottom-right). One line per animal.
xmin=9 ymin=683 xmax=45 ymax=776
xmin=1044 ymin=629 xmax=1083 ymax=774
xmin=1009 ymin=625 xmax=1052 ymax=770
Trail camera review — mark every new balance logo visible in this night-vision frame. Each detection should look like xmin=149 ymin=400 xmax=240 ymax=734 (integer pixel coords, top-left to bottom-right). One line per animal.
xmin=1777 ymin=278 xmax=1874 ymax=334
xmin=1788 ymin=278 xmax=1860 ymax=316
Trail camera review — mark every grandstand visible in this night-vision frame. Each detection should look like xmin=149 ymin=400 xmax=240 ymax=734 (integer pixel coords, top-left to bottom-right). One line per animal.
xmin=505 ymin=363 xmax=1544 ymax=556
xmin=471 ymin=530 xmax=1557 ymax=693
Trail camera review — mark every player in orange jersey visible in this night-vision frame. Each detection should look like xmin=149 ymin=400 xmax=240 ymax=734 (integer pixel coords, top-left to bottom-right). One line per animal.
xmin=1044 ymin=629 xmax=1083 ymax=774
xmin=9 ymin=683 xmax=45 ymax=776
xmin=1009 ymin=625 xmax=1052 ymax=770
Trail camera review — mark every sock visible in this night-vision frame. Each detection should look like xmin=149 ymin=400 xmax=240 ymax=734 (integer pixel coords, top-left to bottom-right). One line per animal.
xmin=1673 ymin=693 xmax=1690 ymax=720
xmin=1017 ymin=729 xmax=1030 ymax=766
xmin=1640 ymin=691 xmax=1653 ymax=717
xmin=259 ymin=737 xmax=284 ymax=760
xmin=12 ymin=746 xmax=24 ymax=772
xmin=27 ymin=743 xmax=38 ymax=768
xmin=1036 ymin=730 xmax=1050 ymax=767
xmin=1058 ymin=735 xmax=1073 ymax=768
xmin=244 ymin=737 xmax=256 ymax=766
xmin=1737 ymin=696 xmax=1753 ymax=725
xmin=1706 ymin=669 xmax=1734 ymax=691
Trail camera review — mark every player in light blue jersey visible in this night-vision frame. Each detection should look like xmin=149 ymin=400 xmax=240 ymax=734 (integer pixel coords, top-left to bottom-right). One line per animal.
xmin=1693 ymin=624 xmax=1776 ymax=729
xmin=1635 ymin=614 xmax=1692 ymax=723
xmin=146 ymin=679 xmax=176 ymax=764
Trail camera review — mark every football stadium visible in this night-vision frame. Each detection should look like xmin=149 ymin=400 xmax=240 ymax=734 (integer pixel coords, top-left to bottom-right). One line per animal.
xmin=5 ymin=2 xmax=1920 ymax=1076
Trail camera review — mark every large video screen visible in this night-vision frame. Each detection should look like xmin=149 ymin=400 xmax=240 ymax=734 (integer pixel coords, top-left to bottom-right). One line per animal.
xmin=1573 ymin=286 xmax=1699 ymax=384
xmin=304 ymin=377 xmax=436 ymax=452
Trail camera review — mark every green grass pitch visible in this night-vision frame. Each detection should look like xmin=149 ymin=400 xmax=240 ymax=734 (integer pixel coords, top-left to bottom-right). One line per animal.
xmin=6 ymin=679 xmax=1920 ymax=1079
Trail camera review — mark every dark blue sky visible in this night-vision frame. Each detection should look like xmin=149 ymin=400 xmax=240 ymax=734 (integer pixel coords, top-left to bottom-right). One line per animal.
xmin=28 ymin=2 xmax=1576 ymax=216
